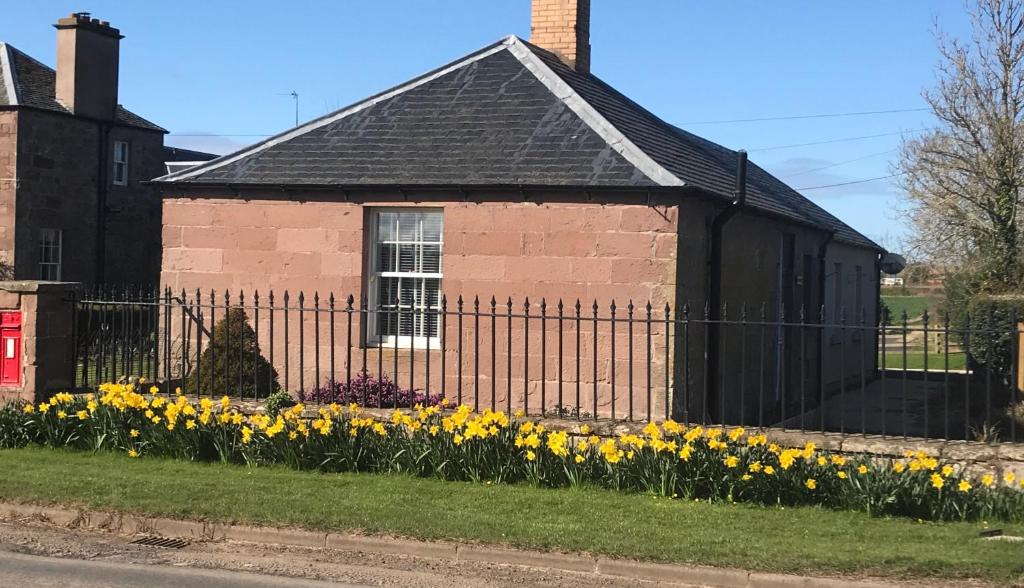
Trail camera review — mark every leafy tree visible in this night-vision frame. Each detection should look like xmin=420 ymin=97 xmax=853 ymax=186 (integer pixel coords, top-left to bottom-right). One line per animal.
xmin=185 ymin=308 xmax=279 ymax=398
xmin=899 ymin=0 xmax=1024 ymax=287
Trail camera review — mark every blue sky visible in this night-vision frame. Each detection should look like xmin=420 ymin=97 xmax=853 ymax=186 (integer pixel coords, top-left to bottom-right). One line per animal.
xmin=3 ymin=1 xmax=974 ymax=249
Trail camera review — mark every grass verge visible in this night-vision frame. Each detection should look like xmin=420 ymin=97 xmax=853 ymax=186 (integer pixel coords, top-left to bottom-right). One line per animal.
xmin=0 ymin=447 xmax=1021 ymax=584
xmin=880 ymin=351 xmax=968 ymax=371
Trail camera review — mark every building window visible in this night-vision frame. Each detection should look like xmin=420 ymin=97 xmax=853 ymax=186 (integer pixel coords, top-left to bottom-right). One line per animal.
xmin=112 ymin=141 xmax=129 ymax=186
xmin=367 ymin=209 xmax=443 ymax=346
xmin=39 ymin=229 xmax=62 ymax=281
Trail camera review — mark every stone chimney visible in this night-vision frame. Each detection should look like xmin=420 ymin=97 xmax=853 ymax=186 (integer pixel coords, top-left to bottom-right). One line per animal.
xmin=53 ymin=12 xmax=123 ymax=120
xmin=530 ymin=0 xmax=591 ymax=74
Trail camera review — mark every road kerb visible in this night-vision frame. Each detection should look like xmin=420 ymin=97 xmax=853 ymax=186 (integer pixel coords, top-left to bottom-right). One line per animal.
xmin=220 ymin=524 xmax=327 ymax=549
xmin=0 ymin=500 xmax=898 ymax=588
xmin=326 ymin=533 xmax=457 ymax=560
xmin=456 ymin=544 xmax=598 ymax=573
xmin=597 ymin=557 xmax=751 ymax=587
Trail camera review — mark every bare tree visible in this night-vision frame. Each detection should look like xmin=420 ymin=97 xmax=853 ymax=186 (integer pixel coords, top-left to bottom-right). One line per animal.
xmin=899 ymin=0 xmax=1024 ymax=287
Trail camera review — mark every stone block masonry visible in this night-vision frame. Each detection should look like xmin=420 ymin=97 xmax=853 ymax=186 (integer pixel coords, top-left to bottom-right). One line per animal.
xmin=0 ymin=281 xmax=77 ymax=403
xmin=160 ymin=196 xmax=679 ymax=415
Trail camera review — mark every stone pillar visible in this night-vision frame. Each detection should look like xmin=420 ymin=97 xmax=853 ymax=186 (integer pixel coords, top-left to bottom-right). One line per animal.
xmin=0 ymin=281 xmax=78 ymax=403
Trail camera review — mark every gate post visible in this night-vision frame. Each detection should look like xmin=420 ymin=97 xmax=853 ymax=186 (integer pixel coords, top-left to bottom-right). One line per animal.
xmin=0 ymin=281 xmax=80 ymax=403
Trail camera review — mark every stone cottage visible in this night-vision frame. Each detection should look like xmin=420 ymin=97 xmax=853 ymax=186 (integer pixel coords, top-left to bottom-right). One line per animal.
xmin=155 ymin=0 xmax=882 ymax=423
xmin=0 ymin=13 xmax=167 ymax=285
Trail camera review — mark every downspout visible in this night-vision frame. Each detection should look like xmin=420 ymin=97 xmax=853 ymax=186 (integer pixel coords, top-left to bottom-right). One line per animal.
xmin=703 ymin=150 xmax=747 ymax=421
xmin=95 ymin=122 xmax=111 ymax=285
xmin=815 ymin=231 xmax=835 ymax=397
xmin=873 ymin=250 xmax=883 ymax=376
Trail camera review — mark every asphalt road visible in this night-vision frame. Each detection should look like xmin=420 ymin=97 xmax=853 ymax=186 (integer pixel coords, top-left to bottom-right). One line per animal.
xmin=0 ymin=550 xmax=367 ymax=587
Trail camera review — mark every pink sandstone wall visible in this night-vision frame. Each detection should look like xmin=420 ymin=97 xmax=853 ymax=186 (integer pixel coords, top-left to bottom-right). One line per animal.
xmin=0 ymin=112 xmax=16 ymax=277
xmin=160 ymin=196 xmax=679 ymax=417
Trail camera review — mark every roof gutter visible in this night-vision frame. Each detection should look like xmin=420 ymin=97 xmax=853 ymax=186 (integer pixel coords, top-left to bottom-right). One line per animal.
xmin=702 ymin=150 xmax=747 ymax=420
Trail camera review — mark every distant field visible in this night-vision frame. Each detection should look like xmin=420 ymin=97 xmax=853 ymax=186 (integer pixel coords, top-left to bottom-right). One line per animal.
xmin=880 ymin=295 xmax=941 ymax=321
xmin=879 ymin=351 xmax=967 ymax=371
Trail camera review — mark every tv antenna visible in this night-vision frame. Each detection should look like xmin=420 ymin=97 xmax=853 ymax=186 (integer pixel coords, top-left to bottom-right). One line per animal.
xmin=279 ymin=91 xmax=299 ymax=126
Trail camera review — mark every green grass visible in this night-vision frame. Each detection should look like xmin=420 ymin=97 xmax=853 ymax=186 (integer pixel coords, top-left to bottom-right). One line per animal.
xmin=0 ymin=448 xmax=1022 ymax=584
xmin=880 ymin=351 xmax=968 ymax=371
xmin=881 ymin=295 xmax=941 ymax=321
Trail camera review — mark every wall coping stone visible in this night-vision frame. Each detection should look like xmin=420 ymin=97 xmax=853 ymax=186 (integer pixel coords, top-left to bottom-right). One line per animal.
xmin=0 ymin=281 xmax=79 ymax=294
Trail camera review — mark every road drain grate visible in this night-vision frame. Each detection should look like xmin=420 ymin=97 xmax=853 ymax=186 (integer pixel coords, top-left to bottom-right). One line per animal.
xmin=130 ymin=536 xmax=190 ymax=549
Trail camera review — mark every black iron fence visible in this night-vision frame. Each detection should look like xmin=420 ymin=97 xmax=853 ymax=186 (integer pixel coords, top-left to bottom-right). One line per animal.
xmin=72 ymin=287 xmax=1024 ymax=444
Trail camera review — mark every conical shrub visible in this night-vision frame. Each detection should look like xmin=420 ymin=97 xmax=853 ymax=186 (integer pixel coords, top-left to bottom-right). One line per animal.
xmin=185 ymin=308 xmax=279 ymax=398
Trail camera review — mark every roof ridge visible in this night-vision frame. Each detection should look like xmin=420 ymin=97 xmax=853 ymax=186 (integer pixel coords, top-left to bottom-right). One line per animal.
xmin=157 ymin=37 xmax=516 ymax=182
xmin=506 ymin=37 xmax=683 ymax=187
xmin=0 ymin=43 xmax=19 ymax=106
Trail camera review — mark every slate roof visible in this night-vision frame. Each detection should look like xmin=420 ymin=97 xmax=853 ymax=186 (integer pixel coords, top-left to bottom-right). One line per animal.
xmin=163 ymin=146 xmax=219 ymax=162
xmin=0 ymin=42 xmax=165 ymax=132
xmin=157 ymin=36 xmax=877 ymax=250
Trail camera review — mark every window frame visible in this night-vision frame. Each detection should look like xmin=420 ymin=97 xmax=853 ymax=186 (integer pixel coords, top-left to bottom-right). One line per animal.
xmin=365 ymin=208 xmax=444 ymax=349
xmin=38 ymin=228 xmax=62 ymax=281
xmin=112 ymin=140 xmax=129 ymax=186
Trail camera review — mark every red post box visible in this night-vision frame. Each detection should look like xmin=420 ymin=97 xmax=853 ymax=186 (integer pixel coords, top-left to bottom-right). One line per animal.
xmin=0 ymin=312 xmax=21 ymax=386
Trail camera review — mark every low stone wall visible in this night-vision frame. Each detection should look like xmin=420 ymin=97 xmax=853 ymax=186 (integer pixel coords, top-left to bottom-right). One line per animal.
xmin=0 ymin=281 xmax=77 ymax=403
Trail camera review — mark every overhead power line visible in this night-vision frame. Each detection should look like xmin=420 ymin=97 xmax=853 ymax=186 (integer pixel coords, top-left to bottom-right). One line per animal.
xmin=680 ymin=107 xmax=930 ymax=125
xmin=780 ymin=149 xmax=896 ymax=179
xmin=750 ymin=128 xmax=935 ymax=152
xmin=795 ymin=173 xmax=901 ymax=191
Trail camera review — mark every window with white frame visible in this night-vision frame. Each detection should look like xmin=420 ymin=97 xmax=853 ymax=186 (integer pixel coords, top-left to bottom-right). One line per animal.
xmin=368 ymin=209 xmax=443 ymax=346
xmin=112 ymin=141 xmax=129 ymax=186
xmin=39 ymin=229 xmax=62 ymax=281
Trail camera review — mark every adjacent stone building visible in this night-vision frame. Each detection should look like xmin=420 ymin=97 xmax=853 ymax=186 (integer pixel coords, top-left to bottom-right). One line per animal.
xmin=0 ymin=13 xmax=167 ymax=285
xmin=155 ymin=0 xmax=883 ymax=422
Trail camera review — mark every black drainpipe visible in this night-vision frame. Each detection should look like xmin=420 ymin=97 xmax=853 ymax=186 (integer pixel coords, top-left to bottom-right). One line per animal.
xmin=703 ymin=150 xmax=747 ymax=421
xmin=814 ymin=230 xmax=835 ymax=397
xmin=873 ymin=250 xmax=883 ymax=375
xmin=95 ymin=122 xmax=112 ymax=285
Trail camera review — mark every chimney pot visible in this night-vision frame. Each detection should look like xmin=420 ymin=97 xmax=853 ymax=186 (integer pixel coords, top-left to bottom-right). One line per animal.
xmin=530 ymin=0 xmax=591 ymax=74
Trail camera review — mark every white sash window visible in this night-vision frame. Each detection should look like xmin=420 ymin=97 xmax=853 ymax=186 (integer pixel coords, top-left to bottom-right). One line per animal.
xmin=367 ymin=209 xmax=443 ymax=347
